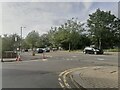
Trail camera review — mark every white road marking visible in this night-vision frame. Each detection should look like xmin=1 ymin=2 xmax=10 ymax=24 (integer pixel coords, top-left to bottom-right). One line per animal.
xmin=59 ymin=82 xmax=64 ymax=88
xmin=67 ymin=58 xmax=70 ymax=60
xmin=42 ymin=59 xmax=48 ymax=61
xmin=66 ymin=58 xmax=73 ymax=60
xmin=97 ymin=58 xmax=105 ymax=61
xmin=65 ymin=83 xmax=71 ymax=88
xmin=58 ymin=67 xmax=89 ymax=88
xmin=21 ymin=60 xmax=43 ymax=62
xmin=59 ymin=70 xmax=67 ymax=77
xmin=46 ymin=55 xmax=53 ymax=57
xmin=72 ymin=56 xmax=77 ymax=57
xmin=58 ymin=78 xmax=62 ymax=81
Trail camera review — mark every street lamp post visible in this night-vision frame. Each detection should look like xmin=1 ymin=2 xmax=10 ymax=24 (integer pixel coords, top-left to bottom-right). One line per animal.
xmin=69 ymin=31 xmax=72 ymax=52
xmin=20 ymin=27 xmax=26 ymax=52
xmin=15 ymin=36 xmax=17 ymax=53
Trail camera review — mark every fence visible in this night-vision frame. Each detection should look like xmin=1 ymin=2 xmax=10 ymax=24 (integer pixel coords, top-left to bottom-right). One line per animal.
xmin=2 ymin=51 xmax=17 ymax=58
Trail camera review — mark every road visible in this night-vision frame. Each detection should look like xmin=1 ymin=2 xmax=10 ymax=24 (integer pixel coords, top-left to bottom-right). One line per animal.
xmin=2 ymin=51 xmax=118 ymax=88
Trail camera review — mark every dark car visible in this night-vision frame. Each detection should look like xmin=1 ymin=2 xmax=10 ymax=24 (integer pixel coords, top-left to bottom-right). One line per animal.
xmin=37 ymin=48 xmax=44 ymax=53
xmin=24 ymin=49 xmax=28 ymax=52
xmin=83 ymin=47 xmax=103 ymax=55
xmin=45 ymin=49 xmax=50 ymax=52
xmin=45 ymin=48 xmax=50 ymax=52
xmin=42 ymin=48 xmax=50 ymax=52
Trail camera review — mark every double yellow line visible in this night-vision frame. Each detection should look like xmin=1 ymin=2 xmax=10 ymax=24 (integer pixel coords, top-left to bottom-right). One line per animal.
xmin=58 ymin=67 xmax=88 ymax=89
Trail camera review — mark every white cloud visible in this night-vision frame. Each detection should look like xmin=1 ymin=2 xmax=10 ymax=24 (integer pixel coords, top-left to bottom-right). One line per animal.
xmin=82 ymin=0 xmax=93 ymax=10
xmin=2 ymin=2 xmax=74 ymax=37
xmin=1 ymin=2 xmax=118 ymax=37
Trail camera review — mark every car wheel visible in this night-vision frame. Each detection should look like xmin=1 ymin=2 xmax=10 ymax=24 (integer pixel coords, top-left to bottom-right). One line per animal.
xmin=85 ymin=51 xmax=88 ymax=54
xmin=83 ymin=51 xmax=86 ymax=54
xmin=94 ymin=51 xmax=97 ymax=55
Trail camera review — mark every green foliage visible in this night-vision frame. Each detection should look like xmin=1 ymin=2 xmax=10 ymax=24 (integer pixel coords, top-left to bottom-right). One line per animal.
xmin=22 ymin=39 xmax=30 ymax=49
xmin=87 ymin=8 xmax=118 ymax=49
xmin=36 ymin=34 xmax=51 ymax=48
xmin=47 ymin=18 xmax=90 ymax=50
xmin=104 ymin=47 xmax=119 ymax=52
xmin=2 ymin=34 xmax=21 ymax=52
xmin=25 ymin=30 xmax=39 ymax=49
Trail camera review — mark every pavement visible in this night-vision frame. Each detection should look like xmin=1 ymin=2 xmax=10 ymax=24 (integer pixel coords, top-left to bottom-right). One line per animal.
xmin=70 ymin=66 xmax=118 ymax=88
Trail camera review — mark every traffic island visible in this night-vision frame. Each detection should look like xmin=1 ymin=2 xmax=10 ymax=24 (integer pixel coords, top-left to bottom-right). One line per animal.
xmin=70 ymin=66 xmax=118 ymax=89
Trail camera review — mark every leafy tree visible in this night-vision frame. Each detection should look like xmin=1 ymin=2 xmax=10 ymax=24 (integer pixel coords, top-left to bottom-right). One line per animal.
xmin=47 ymin=27 xmax=57 ymax=48
xmin=26 ymin=30 xmax=39 ymax=50
xmin=87 ymin=9 xmax=117 ymax=49
xmin=9 ymin=34 xmax=21 ymax=51
xmin=22 ymin=39 xmax=30 ymax=49
xmin=36 ymin=34 xmax=51 ymax=48
xmin=50 ymin=18 xmax=86 ymax=50
xmin=112 ymin=18 xmax=120 ymax=47
xmin=2 ymin=34 xmax=20 ymax=52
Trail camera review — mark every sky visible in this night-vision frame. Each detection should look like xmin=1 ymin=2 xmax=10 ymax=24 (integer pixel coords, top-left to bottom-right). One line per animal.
xmin=0 ymin=1 xmax=119 ymax=37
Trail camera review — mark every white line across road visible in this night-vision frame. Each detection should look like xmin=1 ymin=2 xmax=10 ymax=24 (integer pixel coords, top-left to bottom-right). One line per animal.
xmin=42 ymin=59 xmax=48 ymax=61
xmin=46 ymin=55 xmax=53 ymax=57
xmin=72 ymin=56 xmax=77 ymax=57
xmin=97 ymin=58 xmax=105 ymax=61
xmin=23 ymin=60 xmax=43 ymax=62
xmin=22 ymin=59 xmax=48 ymax=62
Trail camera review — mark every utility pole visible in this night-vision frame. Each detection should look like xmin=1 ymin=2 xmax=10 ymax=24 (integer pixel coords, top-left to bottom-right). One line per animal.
xmin=20 ymin=27 xmax=26 ymax=52
xmin=69 ymin=31 xmax=72 ymax=52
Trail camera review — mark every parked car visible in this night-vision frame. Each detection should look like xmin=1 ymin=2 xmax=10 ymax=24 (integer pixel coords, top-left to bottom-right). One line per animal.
xmin=83 ymin=47 xmax=103 ymax=54
xmin=52 ymin=48 xmax=57 ymax=51
xmin=24 ymin=49 xmax=28 ymax=52
xmin=40 ymin=48 xmax=50 ymax=52
xmin=45 ymin=48 xmax=50 ymax=52
xmin=37 ymin=48 xmax=44 ymax=53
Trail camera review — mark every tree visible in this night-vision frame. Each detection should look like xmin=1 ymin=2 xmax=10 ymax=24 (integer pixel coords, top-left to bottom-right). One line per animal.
xmin=50 ymin=18 xmax=86 ymax=50
xmin=112 ymin=18 xmax=120 ymax=47
xmin=36 ymin=34 xmax=51 ymax=48
xmin=22 ymin=39 xmax=30 ymax=49
xmin=47 ymin=27 xmax=57 ymax=48
xmin=2 ymin=34 xmax=21 ymax=52
xmin=9 ymin=34 xmax=21 ymax=51
xmin=87 ymin=9 xmax=117 ymax=49
xmin=26 ymin=30 xmax=39 ymax=50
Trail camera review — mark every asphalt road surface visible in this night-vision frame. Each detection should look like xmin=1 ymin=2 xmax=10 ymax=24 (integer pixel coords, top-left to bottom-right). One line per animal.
xmin=2 ymin=51 xmax=118 ymax=88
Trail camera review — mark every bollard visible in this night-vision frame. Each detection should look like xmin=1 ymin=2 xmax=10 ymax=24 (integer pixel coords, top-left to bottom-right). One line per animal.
xmin=16 ymin=54 xmax=22 ymax=61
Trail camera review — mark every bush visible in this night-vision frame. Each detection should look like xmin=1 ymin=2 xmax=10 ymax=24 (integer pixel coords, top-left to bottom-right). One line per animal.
xmin=104 ymin=48 xmax=119 ymax=52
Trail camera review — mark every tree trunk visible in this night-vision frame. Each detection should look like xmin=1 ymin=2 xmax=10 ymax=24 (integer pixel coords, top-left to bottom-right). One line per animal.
xmin=32 ymin=45 xmax=35 ymax=56
xmin=69 ymin=43 xmax=70 ymax=52
xmin=99 ymin=38 xmax=101 ymax=49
